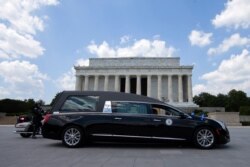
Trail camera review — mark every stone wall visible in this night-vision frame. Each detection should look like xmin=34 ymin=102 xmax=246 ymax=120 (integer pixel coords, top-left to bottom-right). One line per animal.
xmin=199 ymin=107 xmax=225 ymax=112
xmin=208 ymin=112 xmax=241 ymax=126
xmin=0 ymin=116 xmax=16 ymax=125
xmin=240 ymin=116 xmax=250 ymax=122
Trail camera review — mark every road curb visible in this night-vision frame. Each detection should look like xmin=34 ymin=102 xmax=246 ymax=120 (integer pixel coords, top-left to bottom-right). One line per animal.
xmin=0 ymin=125 xmax=14 ymax=127
xmin=228 ymin=126 xmax=250 ymax=128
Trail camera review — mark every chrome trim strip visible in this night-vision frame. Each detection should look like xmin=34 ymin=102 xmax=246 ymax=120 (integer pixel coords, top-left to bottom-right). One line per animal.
xmin=13 ymin=131 xmax=33 ymax=134
xmin=91 ymin=134 xmax=186 ymax=141
xmin=152 ymin=136 xmax=186 ymax=141
xmin=52 ymin=111 xmax=103 ymax=115
xmin=92 ymin=134 xmax=112 ymax=137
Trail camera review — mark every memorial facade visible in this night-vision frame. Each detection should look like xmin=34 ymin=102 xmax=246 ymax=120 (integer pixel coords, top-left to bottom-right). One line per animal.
xmin=75 ymin=57 xmax=197 ymax=107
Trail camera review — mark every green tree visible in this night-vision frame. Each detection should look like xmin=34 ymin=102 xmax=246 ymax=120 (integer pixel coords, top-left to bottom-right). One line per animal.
xmin=36 ymin=99 xmax=45 ymax=105
xmin=215 ymin=93 xmax=228 ymax=107
xmin=0 ymin=99 xmax=35 ymax=115
xmin=24 ymin=99 xmax=36 ymax=111
xmin=248 ymin=97 xmax=250 ymax=105
xmin=193 ymin=92 xmax=217 ymax=107
xmin=227 ymin=89 xmax=248 ymax=112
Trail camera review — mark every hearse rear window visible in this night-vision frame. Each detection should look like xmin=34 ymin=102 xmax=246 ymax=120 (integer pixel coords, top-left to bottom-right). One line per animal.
xmin=60 ymin=96 xmax=99 ymax=112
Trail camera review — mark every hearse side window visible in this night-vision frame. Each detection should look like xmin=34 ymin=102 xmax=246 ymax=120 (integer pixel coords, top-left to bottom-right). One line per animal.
xmin=111 ymin=102 xmax=149 ymax=115
xmin=151 ymin=104 xmax=181 ymax=116
xmin=60 ymin=96 xmax=99 ymax=112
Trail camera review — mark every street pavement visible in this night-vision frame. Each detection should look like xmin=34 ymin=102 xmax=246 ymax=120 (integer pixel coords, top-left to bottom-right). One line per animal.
xmin=0 ymin=126 xmax=249 ymax=167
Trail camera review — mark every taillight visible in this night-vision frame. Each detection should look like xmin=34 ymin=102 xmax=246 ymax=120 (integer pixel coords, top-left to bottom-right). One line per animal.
xmin=43 ymin=114 xmax=52 ymax=123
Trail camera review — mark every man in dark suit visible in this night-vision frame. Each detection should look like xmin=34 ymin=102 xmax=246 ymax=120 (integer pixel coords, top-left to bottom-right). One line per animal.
xmin=32 ymin=104 xmax=43 ymax=139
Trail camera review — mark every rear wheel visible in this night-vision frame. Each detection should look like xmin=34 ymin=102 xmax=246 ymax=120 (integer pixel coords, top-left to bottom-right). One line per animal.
xmin=62 ymin=126 xmax=84 ymax=148
xmin=20 ymin=133 xmax=32 ymax=138
xmin=194 ymin=127 xmax=216 ymax=149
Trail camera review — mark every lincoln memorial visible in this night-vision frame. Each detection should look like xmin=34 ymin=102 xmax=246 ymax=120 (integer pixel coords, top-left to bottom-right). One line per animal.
xmin=75 ymin=57 xmax=198 ymax=108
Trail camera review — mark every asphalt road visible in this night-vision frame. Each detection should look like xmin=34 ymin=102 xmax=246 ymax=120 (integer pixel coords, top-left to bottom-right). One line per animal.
xmin=0 ymin=126 xmax=249 ymax=167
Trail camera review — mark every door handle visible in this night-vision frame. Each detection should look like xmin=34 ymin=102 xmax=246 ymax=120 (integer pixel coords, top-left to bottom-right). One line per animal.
xmin=114 ymin=117 xmax=122 ymax=120
xmin=153 ymin=119 xmax=161 ymax=122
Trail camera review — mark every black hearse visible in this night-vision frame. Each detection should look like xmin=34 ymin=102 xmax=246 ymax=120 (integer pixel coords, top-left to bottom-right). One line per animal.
xmin=42 ymin=91 xmax=230 ymax=149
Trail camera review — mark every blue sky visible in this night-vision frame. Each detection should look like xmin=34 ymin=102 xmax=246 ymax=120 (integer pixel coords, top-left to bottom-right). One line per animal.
xmin=1 ymin=0 xmax=250 ymax=104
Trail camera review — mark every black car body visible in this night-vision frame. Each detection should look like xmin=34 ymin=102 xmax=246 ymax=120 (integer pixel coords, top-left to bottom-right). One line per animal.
xmin=42 ymin=91 xmax=230 ymax=149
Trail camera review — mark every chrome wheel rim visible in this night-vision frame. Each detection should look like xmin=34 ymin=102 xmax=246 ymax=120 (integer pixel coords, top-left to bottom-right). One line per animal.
xmin=197 ymin=129 xmax=214 ymax=148
xmin=64 ymin=128 xmax=81 ymax=146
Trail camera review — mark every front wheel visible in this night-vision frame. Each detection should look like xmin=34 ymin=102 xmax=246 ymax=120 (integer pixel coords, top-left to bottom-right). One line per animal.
xmin=194 ymin=127 xmax=216 ymax=149
xmin=20 ymin=133 xmax=32 ymax=138
xmin=62 ymin=126 xmax=84 ymax=148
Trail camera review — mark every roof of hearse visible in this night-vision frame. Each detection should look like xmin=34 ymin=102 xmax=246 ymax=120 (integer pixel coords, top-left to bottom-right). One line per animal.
xmin=51 ymin=91 xmax=171 ymax=112
xmin=60 ymin=91 xmax=164 ymax=104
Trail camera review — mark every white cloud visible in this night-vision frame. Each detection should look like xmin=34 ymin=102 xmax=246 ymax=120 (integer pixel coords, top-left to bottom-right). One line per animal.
xmin=0 ymin=60 xmax=48 ymax=99
xmin=207 ymin=33 xmax=250 ymax=56
xmin=88 ymin=41 xmax=116 ymax=58
xmin=56 ymin=58 xmax=89 ymax=90
xmin=0 ymin=0 xmax=59 ymax=101
xmin=0 ymin=0 xmax=59 ymax=35
xmin=87 ymin=39 xmax=176 ymax=58
xmin=193 ymin=84 xmax=207 ymax=96
xmin=75 ymin=58 xmax=89 ymax=66
xmin=212 ymin=0 xmax=250 ymax=29
xmin=56 ymin=68 xmax=75 ymax=90
xmin=0 ymin=0 xmax=59 ymax=59
xmin=0 ymin=86 xmax=10 ymax=97
xmin=193 ymin=49 xmax=250 ymax=96
xmin=188 ymin=30 xmax=213 ymax=47
xmin=120 ymin=35 xmax=131 ymax=44
xmin=0 ymin=23 xmax=44 ymax=59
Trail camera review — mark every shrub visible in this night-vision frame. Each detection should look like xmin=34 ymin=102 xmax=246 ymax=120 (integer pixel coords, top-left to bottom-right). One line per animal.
xmin=192 ymin=109 xmax=208 ymax=117
xmin=239 ymin=106 xmax=250 ymax=115
xmin=241 ymin=122 xmax=250 ymax=126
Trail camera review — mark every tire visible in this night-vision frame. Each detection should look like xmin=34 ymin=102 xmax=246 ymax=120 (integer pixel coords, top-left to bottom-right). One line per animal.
xmin=20 ymin=133 xmax=32 ymax=138
xmin=193 ymin=127 xmax=216 ymax=149
xmin=62 ymin=126 xmax=84 ymax=148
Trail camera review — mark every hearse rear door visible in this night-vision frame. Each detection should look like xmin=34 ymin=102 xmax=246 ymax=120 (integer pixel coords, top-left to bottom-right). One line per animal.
xmin=109 ymin=101 xmax=153 ymax=138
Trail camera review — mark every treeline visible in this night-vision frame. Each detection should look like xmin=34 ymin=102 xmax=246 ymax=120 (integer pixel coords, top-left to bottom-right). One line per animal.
xmin=194 ymin=89 xmax=250 ymax=112
xmin=0 ymin=99 xmax=45 ymax=116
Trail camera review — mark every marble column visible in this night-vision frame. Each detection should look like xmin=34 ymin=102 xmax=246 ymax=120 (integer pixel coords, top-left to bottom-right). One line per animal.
xmin=125 ymin=75 xmax=130 ymax=93
xmin=84 ymin=75 xmax=89 ymax=91
xmin=114 ymin=75 xmax=119 ymax=92
xmin=158 ymin=75 xmax=162 ymax=100
xmin=75 ymin=76 xmax=82 ymax=91
xmin=168 ymin=75 xmax=173 ymax=102
xmin=147 ymin=75 xmax=151 ymax=97
xmin=94 ymin=75 xmax=99 ymax=91
xmin=188 ymin=75 xmax=193 ymax=102
xmin=178 ymin=75 xmax=183 ymax=103
xmin=136 ymin=75 xmax=141 ymax=95
xmin=104 ymin=75 xmax=109 ymax=91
